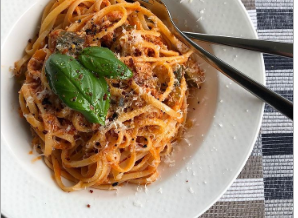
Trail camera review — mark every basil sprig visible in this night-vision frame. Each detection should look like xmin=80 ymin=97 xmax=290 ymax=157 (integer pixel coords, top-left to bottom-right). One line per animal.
xmin=45 ymin=53 xmax=110 ymax=125
xmin=78 ymin=47 xmax=133 ymax=79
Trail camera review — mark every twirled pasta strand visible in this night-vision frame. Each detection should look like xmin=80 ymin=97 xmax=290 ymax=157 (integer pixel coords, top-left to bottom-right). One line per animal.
xmin=15 ymin=0 xmax=204 ymax=192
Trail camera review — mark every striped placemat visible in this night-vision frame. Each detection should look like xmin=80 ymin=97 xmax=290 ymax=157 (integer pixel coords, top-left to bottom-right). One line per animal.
xmin=200 ymin=0 xmax=293 ymax=217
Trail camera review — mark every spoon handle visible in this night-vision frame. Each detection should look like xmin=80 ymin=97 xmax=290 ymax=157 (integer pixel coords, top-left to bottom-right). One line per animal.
xmin=183 ymin=31 xmax=293 ymax=58
xmin=177 ymin=31 xmax=293 ymax=120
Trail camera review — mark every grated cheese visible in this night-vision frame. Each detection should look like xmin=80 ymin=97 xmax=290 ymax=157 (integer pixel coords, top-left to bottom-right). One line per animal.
xmin=162 ymin=154 xmax=175 ymax=167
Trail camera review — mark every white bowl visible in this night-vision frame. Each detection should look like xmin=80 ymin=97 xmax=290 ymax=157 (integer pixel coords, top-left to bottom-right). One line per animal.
xmin=1 ymin=0 xmax=264 ymax=217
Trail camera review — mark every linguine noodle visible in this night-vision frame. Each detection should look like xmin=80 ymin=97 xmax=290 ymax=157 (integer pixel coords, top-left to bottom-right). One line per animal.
xmin=15 ymin=0 xmax=205 ymax=192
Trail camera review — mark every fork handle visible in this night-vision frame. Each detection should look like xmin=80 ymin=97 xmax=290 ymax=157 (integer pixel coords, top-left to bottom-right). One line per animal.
xmin=183 ymin=31 xmax=293 ymax=58
xmin=178 ymin=32 xmax=293 ymax=120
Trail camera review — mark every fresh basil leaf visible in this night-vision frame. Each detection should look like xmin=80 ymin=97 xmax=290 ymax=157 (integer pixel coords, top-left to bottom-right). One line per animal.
xmin=78 ymin=47 xmax=133 ymax=79
xmin=45 ymin=53 xmax=110 ymax=125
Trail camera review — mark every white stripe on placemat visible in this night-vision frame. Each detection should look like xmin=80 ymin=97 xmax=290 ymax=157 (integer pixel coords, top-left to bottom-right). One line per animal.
xmin=265 ymin=199 xmax=293 ymax=217
xmin=219 ymin=178 xmax=264 ymax=202
xmin=262 ymin=112 xmax=293 ymax=134
xmin=266 ymin=69 xmax=293 ymax=91
xmin=258 ymin=29 xmax=293 ymax=42
xmin=263 ymin=155 xmax=293 ymax=178
xmin=251 ymin=133 xmax=262 ymax=156
xmin=255 ymin=0 xmax=293 ymax=9
xmin=247 ymin=10 xmax=258 ymax=30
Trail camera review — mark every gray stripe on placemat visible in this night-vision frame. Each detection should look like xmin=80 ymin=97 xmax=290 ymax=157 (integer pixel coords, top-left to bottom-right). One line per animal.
xmin=265 ymin=199 xmax=293 ymax=217
xmin=241 ymin=0 xmax=256 ymax=10
xmin=263 ymin=155 xmax=293 ymax=178
xmin=238 ymin=156 xmax=263 ymax=179
xmin=200 ymin=200 xmax=265 ymax=218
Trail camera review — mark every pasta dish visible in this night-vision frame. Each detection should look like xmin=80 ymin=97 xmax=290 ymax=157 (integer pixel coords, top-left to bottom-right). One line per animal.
xmin=15 ymin=0 xmax=205 ymax=192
